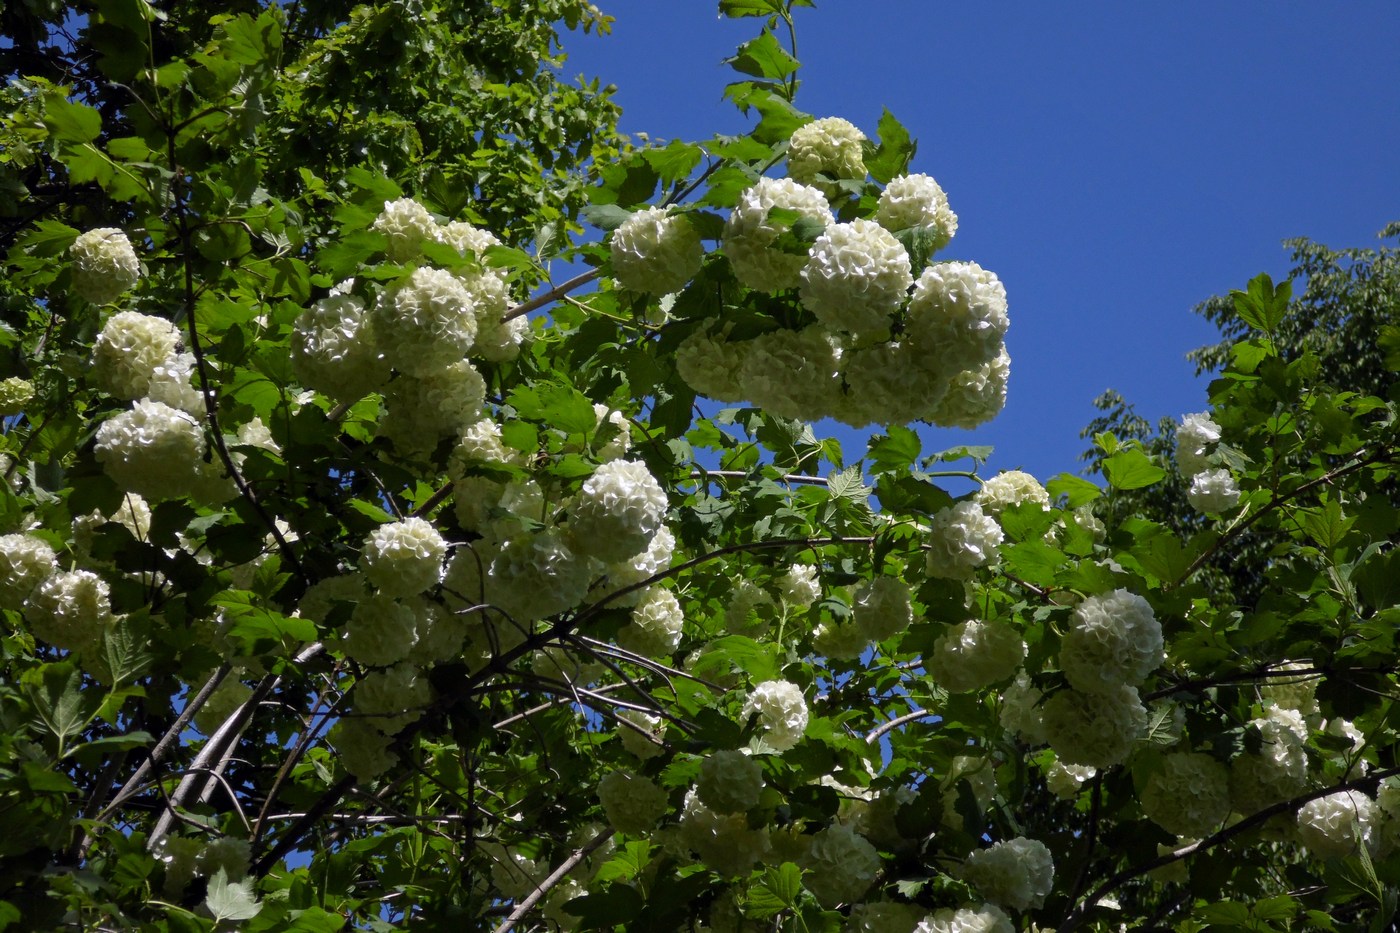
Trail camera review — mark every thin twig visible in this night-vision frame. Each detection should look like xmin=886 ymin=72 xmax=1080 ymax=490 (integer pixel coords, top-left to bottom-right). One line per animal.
xmin=493 ymin=828 xmax=616 ymax=933
xmin=503 ymin=270 xmax=599 ymax=322
xmin=864 ymin=708 xmax=934 ymax=744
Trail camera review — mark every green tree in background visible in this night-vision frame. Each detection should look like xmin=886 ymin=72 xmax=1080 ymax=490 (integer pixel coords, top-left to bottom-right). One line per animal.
xmin=3 ymin=1 xmax=1400 ymax=930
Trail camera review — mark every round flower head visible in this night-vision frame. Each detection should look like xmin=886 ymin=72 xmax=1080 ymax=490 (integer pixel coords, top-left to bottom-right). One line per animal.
xmin=354 ymin=662 xmax=432 ymax=735
xmin=800 ymin=823 xmax=882 ymax=908
xmin=875 ymin=173 xmax=958 ymax=251
xmin=1261 ymin=660 xmax=1321 ymax=720
xmin=906 ymin=262 xmax=1009 ymax=373
xmin=1297 ymin=790 xmax=1375 ymax=858
xmin=342 ymin=592 xmax=419 ymax=667
xmin=90 ymin=311 xmax=181 ymax=400
xmin=1176 ymin=412 xmax=1221 ymax=477
xmin=742 ymin=679 xmax=809 ymax=752
xmin=1229 ymin=705 xmax=1310 ymax=814
xmin=1058 ymin=589 xmax=1164 ymax=693
xmin=451 ymin=418 xmax=518 ymax=474
xmin=915 ymin=904 xmax=1014 ymax=933
xmin=999 ymin=671 xmax=1047 ymax=745
xmin=372 ymin=267 xmax=477 ymax=377
xmin=675 ymin=325 xmax=749 ymax=402
xmin=617 ymin=585 xmax=684 ymax=657
xmin=0 ymin=533 xmax=57 ymax=610
xmin=379 ymin=361 xmax=487 ymax=458
xmin=436 ymin=219 xmax=504 ymax=277
xmin=1187 ymin=468 xmax=1241 ymax=514
xmin=928 ymin=619 xmax=1025 ymax=693
xmin=27 ymin=569 xmax=113 ymax=652
xmin=371 ymin=197 xmax=437 ymax=262
xmin=925 ymin=500 xmax=1003 ymax=580
xmin=787 ymin=116 xmax=867 ymax=195
xmin=596 ymin=525 xmax=675 ymax=607
xmin=799 ymin=219 xmax=912 ymax=339
xmin=596 ymin=769 xmax=669 ymax=836
xmin=292 ymin=294 xmax=390 ymax=402
xmin=812 ymin=617 xmax=869 ymax=661
xmin=928 ymin=347 xmax=1010 ymax=431
xmin=568 ymin=459 xmax=668 ymax=564
xmin=849 ymin=902 xmax=922 ymax=933
xmin=975 ymin=470 xmax=1049 ymax=517
xmin=488 ymin=529 xmax=592 ymax=623
xmin=723 ymin=177 xmax=833 ymax=292
xmin=329 ymin=717 xmax=397 ymax=780
xmin=0 ymin=377 xmax=33 ymax=416
xmin=609 ymin=206 xmax=704 ymax=295
xmin=616 ymin=709 xmax=665 ymax=759
xmin=406 ymin=596 xmax=468 ymax=666
xmin=1141 ymin=751 xmax=1231 ymax=838
xmin=738 ymin=326 xmax=841 ymax=421
xmin=777 ymin=563 xmax=821 ymax=609
xmin=697 ymin=749 xmax=764 ymax=814
xmin=852 ymin=576 xmax=913 ymax=641
xmin=94 ymin=399 xmax=208 ymax=501
xmin=1041 ymin=684 xmax=1148 ymax=769
xmin=1045 ymin=760 xmax=1096 ymax=798
xmin=679 ymin=787 xmax=772 ymax=877
xmin=960 ymin=837 xmax=1054 ymax=911
xmin=70 ymin=228 xmax=140 ymax=305
xmin=145 ymin=352 xmax=202 ymax=414
xmin=836 ymin=341 xmax=950 ymax=427
xmin=361 ymin=517 xmax=448 ymax=598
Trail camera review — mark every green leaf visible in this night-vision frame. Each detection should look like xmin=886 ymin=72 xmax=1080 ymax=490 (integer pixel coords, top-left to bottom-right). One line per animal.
xmin=66 ymin=731 xmax=155 ymax=760
xmin=482 ymin=244 xmax=537 ymax=276
xmin=580 ymin=203 xmax=633 ymax=233
xmin=1299 ymin=498 xmax=1355 ymax=551
xmin=893 ymin=225 xmax=944 ymax=272
xmin=867 ymin=108 xmax=915 ymax=184
xmin=16 ymin=220 xmax=80 ymax=257
xmin=217 ymin=11 xmax=283 ymax=66
xmin=104 ymin=615 xmax=154 ymax=686
xmin=43 ymin=93 xmax=102 ymax=144
xmin=347 ymin=499 xmax=395 ymax=524
xmin=866 ymin=426 xmax=921 ymax=473
xmin=1002 ymin=540 xmax=1065 ymax=588
xmin=205 ymin=868 xmax=262 ymax=922
xmin=1047 ymin=472 xmax=1102 ymax=507
xmin=718 ymin=0 xmax=783 ymax=17
xmin=642 ymin=140 xmax=705 ymax=184
xmin=508 ymin=383 xmax=597 ymax=434
xmin=25 ymin=663 xmax=102 ymax=745
xmin=1102 ymin=449 xmax=1165 ymax=490
xmin=562 ymin=883 xmax=643 ymax=929
xmin=726 ymin=32 xmax=799 ymax=81
xmin=826 ymin=465 xmax=871 ymax=501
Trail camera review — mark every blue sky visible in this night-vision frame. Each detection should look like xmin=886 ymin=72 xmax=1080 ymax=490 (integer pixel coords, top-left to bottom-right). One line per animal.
xmin=560 ymin=3 xmax=1400 ymax=485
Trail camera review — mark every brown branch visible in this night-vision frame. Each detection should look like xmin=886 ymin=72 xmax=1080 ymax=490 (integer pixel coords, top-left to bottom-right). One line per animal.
xmin=865 ymin=708 xmax=934 ymax=744
xmin=503 ymin=270 xmax=599 ymax=322
xmin=493 ymin=828 xmax=616 ymax=933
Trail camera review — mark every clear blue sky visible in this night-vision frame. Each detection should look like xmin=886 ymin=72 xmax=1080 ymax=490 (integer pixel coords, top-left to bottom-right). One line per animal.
xmin=561 ymin=3 xmax=1400 ymax=484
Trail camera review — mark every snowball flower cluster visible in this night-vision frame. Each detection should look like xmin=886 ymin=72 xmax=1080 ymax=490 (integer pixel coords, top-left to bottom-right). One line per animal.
xmin=960 ymin=837 xmax=1054 ymax=911
xmin=598 ymin=525 xmax=674 ymax=606
xmin=1297 ymin=790 xmax=1375 ymax=858
xmin=1230 ymin=705 xmax=1310 ymax=813
xmin=787 ymin=116 xmax=867 ymax=194
xmin=617 ymin=586 xmax=684 ymax=656
xmin=91 ymin=311 xmax=182 ymax=400
xmin=1141 ymin=752 xmax=1232 ymax=838
xmin=1045 ymin=760 xmax=1096 ymax=798
xmin=999 ymin=671 xmax=1047 ymax=745
xmin=722 ymin=177 xmax=833 ymax=291
xmin=925 ymin=501 xmax=1003 ymax=579
xmin=330 ymin=718 xmax=397 ymax=780
xmin=799 ymin=823 xmax=882 ymax=908
xmin=487 ymin=530 xmax=592 ymax=622
xmin=975 ymin=470 xmax=1049 ymax=517
xmin=906 ymin=262 xmax=1009 ymax=373
xmin=380 ymin=361 xmax=487 ymax=456
xmin=777 ymin=563 xmax=821 ymax=609
xmin=875 ymin=172 xmax=958 ymax=249
xmin=674 ymin=325 xmax=747 ymax=402
xmin=94 ymin=399 xmax=219 ymax=502
xmin=291 ymin=294 xmax=389 ymax=402
xmin=361 ymin=517 xmax=447 ymax=598
xmin=930 ymin=347 xmax=1011 ymax=430
xmin=1187 ymin=468 xmax=1241 ymax=514
xmin=1176 ymin=412 xmax=1221 ymax=477
xmin=928 ymin=619 xmax=1025 ymax=693
xmin=915 ymin=904 xmax=1014 ymax=933
xmin=1261 ymin=660 xmax=1321 ymax=720
xmin=371 ymin=197 xmax=438 ymax=262
xmin=355 ymin=662 xmax=433 ymax=735
xmin=596 ymin=770 xmax=669 ymax=836
xmin=0 ymin=533 xmax=56 ymax=609
xmin=1058 ymin=589 xmax=1163 ymax=692
xmin=697 ymin=749 xmax=764 ymax=814
xmin=453 ymin=418 xmax=517 ymax=470
xmin=343 ymin=593 xmax=419 ymax=666
xmin=852 ymin=576 xmax=913 ymax=641
xmin=799 ymin=219 xmax=912 ymax=338
xmin=569 ymin=459 xmax=668 ymax=563
xmin=609 ymin=206 xmax=704 ymax=295
xmin=1041 ymin=684 xmax=1148 ymax=768
xmin=373 ymin=267 xmax=477 ymax=377
xmin=70 ymin=228 xmax=140 ymax=305
xmin=737 ymin=326 xmax=840 ymax=420
xmin=742 ymin=680 xmax=808 ymax=752
xmin=0 ymin=377 xmax=32 ymax=415
xmin=27 ymin=569 xmax=112 ymax=651
xmin=616 ymin=709 xmax=664 ymax=759
xmin=678 ymin=788 xmax=772 ymax=877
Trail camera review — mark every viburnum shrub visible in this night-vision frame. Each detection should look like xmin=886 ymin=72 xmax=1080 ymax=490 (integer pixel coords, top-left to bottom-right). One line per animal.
xmin=3 ymin=1 xmax=1400 ymax=931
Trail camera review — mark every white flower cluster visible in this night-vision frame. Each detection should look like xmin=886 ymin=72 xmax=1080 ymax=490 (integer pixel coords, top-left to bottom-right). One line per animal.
xmin=90 ymin=312 xmax=180 ymax=400
xmin=906 ymin=262 xmax=1009 ymax=375
xmin=928 ymin=619 xmax=1025 ymax=693
xmin=1261 ymin=661 xmax=1321 ymax=721
xmin=778 ymin=563 xmax=821 ymax=609
xmin=975 ymin=470 xmax=1050 ymax=517
xmin=852 ymin=576 xmax=913 ymax=641
xmin=1176 ymin=412 xmax=1221 ymax=477
xmin=742 ymin=680 xmax=809 ymax=752
xmin=999 ymin=671 xmax=1047 ymax=745
xmin=70 ymin=228 xmax=140 ymax=305
xmin=875 ymin=172 xmax=958 ymax=249
xmin=800 ymin=219 xmax=912 ymax=338
xmin=914 ymin=904 xmax=1014 ymax=933
xmin=1041 ymin=684 xmax=1148 ymax=769
xmin=330 ymin=717 xmax=397 ymax=780
xmin=849 ymin=902 xmax=922 ymax=933
xmin=1230 ymin=705 xmax=1310 ymax=814
xmin=569 ymin=459 xmax=668 ymax=563
xmin=0 ymin=377 xmax=33 ymax=415
xmin=291 ymin=294 xmax=390 ymax=402
xmin=27 ymin=569 xmax=112 ymax=651
xmin=616 ymin=709 xmax=664 ymax=759
xmin=723 ymin=177 xmax=835 ymax=292
xmin=925 ymin=501 xmax=1003 ymax=580
xmin=361 ymin=517 xmax=447 ymax=598
xmin=737 ymin=326 xmax=841 ymax=421
xmin=481 ymin=529 xmax=593 ymax=623
xmin=787 ymin=117 xmax=867 ymax=195
xmin=371 ymin=197 xmax=438 ymax=262
xmin=674 ymin=325 xmax=748 ymax=402
xmin=1058 ymin=589 xmax=1163 ymax=692
xmin=799 ymin=822 xmax=882 ymax=908
xmin=610 ymin=206 xmax=704 ymax=295
xmin=928 ymin=347 xmax=1011 ymax=430
xmin=1187 ymin=468 xmax=1241 ymax=514
xmin=343 ymin=592 xmax=419 ymax=667
xmin=94 ymin=399 xmax=229 ymax=503
xmin=373 ymin=267 xmax=477 ymax=377
xmin=379 ymin=362 xmax=487 ymax=456
xmin=697 ymin=749 xmax=764 ymax=814
xmin=1297 ymin=790 xmax=1375 ymax=858
xmin=596 ymin=770 xmax=668 ymax=836
xmin=596 ymin=525 xmax=674 ymax=607
xmin=678 ymin=788 xmax=771 ymax=877
xmin=959 ymin=837 xmax=1054 ymax=911
xmin=1141 ymin=751 xmax=1232 ymax=838
xmin=0 ymin=533 xmax=56 ymax=610
xmin=355 ymin=662 xmax=433 ymax=735
xmin=617 ymin=586 xmax=684 ymax=657
xmin=1045 ymin=760 xmax=1096 ymax=798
